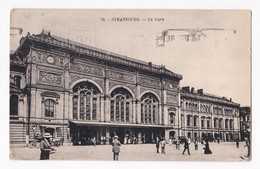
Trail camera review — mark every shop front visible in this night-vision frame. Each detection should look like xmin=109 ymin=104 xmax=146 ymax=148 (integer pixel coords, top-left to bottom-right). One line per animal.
xmin=69 ymin=121 xmax=168 ymax=145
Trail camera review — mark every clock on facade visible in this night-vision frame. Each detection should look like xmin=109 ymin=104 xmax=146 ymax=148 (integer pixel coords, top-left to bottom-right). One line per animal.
xmin=169 ymin=83 xmax=173 ymax=89
xmin=46 ymin=56 xmax=55 ymax=64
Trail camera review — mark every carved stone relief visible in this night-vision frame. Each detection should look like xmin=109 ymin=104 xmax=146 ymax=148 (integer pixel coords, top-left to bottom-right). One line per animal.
xmin=137 ymin=77 xmax=160 ymax=88
xmin=167 ymin=94 xmax=178 ymax=103
xmin=106 ymin=70 xmax=135 ymax=83
xmin=70 ymin=63 xmax=103 ymax=77
xmin=38 ymin=71 xmax=62 ymax=86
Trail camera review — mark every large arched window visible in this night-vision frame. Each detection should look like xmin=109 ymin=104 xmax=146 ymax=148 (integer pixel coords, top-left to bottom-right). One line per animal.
xmin=45 ymin=99 xmax=55 ymax=117
xmin=10 ymin=95 xmax=18 ymax=116
xmin=72 ymin=81 xmax=100 ymax=121
xmin=110 ymin=88 xmax=132 ymax=122
xmin=141 ymin=93 xmax=159 ymax=124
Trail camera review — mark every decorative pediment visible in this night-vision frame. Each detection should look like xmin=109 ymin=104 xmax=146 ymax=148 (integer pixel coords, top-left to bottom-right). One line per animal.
xmin=41 ymin=92 xmax=60 ymax=99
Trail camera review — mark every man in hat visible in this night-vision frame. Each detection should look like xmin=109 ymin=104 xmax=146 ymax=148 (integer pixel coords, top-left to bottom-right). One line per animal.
xmin=40 ymin=133 xmax=54 ymax=160
xmin=112 ymin=135 xmax=121 ymax=161
xmin=182 ymin=138 xmax=191 ymax=155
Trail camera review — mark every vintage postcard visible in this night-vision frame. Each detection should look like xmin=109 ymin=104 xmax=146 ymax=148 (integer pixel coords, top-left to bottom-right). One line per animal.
xmin=9 ymin=9 xmax=251 ymax=161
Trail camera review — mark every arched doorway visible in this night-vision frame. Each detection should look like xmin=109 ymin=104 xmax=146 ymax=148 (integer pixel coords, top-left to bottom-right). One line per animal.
xmin=169 ymin=131 xmax=176 ymax=139
xmin=45 ymin=128 xmax=55 ymax=137
xmin=188 ymin=132 xmax=191 ymax=139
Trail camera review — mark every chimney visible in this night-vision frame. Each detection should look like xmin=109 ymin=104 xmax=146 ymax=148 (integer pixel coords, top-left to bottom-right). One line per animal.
xmin=197 ymin=89 xmax=203 ymax=95
xmin=182 ymin=86 xmax=190 ymax=92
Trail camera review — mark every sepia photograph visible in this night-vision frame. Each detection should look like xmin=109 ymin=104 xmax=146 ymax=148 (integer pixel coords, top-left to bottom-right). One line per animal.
xmin=8 ymin=9 xmax=251 ymax=162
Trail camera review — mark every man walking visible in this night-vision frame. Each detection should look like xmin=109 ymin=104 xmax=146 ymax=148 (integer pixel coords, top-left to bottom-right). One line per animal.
xmin=156 ymin=137 xmax=160 ymax=153
xmin=40 ymin=133 xmax=54 ymax=160
xmin=112 ymin=135 xmax=121 ymax=161
xmin=182 ymin=138 xmax=191 ymax=155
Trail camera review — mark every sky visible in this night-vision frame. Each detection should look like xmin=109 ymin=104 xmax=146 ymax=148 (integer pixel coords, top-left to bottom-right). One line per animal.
xmin=10 ymin=9 xmax=251 ymax=106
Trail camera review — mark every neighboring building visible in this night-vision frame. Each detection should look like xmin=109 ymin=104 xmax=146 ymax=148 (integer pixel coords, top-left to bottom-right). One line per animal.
xmin=180 ymin=87 xmax=240 ymax=142
xmin=9 ymin=30 xmax=241 ymax=145
xmin=239 ymin=106 xmax=251 ymax=141
xmin=10 ymin=50 xmax=27 ymax=144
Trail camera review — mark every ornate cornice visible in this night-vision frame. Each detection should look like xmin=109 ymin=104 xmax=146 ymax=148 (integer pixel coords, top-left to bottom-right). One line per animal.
xmin=17 ymin=30 xmax=182 ymax=80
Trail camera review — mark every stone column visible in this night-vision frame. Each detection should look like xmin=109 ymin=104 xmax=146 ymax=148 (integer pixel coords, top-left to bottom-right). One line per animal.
xmin=105 ymin=96 xmax=110 ymax=122
xmin=132 ymin=101 xmax=136 ymax=123
xmin=165 ymin=129 xmax=169 ymax=141
xmin=136 ymin=99 xmax=141 ymax=123
xmin=68 ymin=93 xmax=73 ymax=120
xmin=136 ymin=84 xmax=141 ymax=124
xmin=164 ymin=106 xmax=169 ymax=126
xmin=104 ymin=77 xmax=110 ymax=122
xmin=177 ymin=89 xmax=181 ymax=137
xmin=159 ymin=104 xmax=162 ymax=125
xmin=105 ymin=128 xmax=110 ymax=145
xmin=198 ymin=101 xmax=201 ymax=140
xmin=100 ymin=96 xmax=105 ymax=122
xmin=138 ymin=131 xmax=142 ymax=144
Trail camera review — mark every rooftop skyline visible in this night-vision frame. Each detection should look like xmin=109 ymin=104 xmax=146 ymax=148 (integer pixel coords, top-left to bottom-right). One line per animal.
xmin=10 ymin=9 xmax=251 ymax=106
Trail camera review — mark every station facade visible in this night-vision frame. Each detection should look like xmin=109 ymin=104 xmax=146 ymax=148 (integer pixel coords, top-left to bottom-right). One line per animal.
xmin=10 ymin=30 xmax=240 ymax=145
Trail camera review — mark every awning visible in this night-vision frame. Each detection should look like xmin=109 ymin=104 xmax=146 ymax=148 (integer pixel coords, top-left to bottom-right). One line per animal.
xmin=40 ymin=124 xmax=66 ymax=129
xmin=69 ymin=120 xmax=173 ymax=129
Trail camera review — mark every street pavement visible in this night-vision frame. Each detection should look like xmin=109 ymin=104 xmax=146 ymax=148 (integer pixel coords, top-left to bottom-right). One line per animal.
xmin=9 ymin=141 xmax=249 ymax=161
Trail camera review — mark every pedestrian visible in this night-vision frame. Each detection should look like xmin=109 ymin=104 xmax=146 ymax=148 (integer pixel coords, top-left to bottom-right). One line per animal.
xmin=217 ymin=138 xmax=220 ymax=144
xmin=156 ymin=137 xmax=160 ymax=153
xmin=160 ymin=137 xmax=166 ymax=154
xmin=176 ymin=138 xmax=180 ymax=150
xmin=112 ymin=135 xmax=121 ymax=161
xmin=240 ymin=137 xmax=249 ymax=159
xmin=187 ymin=138 xmax=191 ymax=145
xmin=169 ymin=138 xmax=172 ymax=146
xmin=40 ymin=133 xmax=54 ymax=160
xmin=92 ymin=137 xmax=96 ymax=147
xmin=182 ymin=138 xmax=191 ymax=155
xmin=236 ymin=138 xmax=239 ymax=148
xmin=194 ymin=140 xmax=198 ymax=150
xmin=203 ymin=139 xmax=212 ymax=154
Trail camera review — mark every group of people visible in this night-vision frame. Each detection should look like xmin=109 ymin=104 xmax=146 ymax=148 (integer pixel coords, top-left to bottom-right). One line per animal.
xmin=182 ymin=137 xmax=212 ymax=155
xmin=39 ymin=133 xmax=250 ymax=161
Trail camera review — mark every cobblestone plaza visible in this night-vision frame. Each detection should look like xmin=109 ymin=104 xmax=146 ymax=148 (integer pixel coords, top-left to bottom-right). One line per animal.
xmin=10 ymin=142 xmax=247 ymax=161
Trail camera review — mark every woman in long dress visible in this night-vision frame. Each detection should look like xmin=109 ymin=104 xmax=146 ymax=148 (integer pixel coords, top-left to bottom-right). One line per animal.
xmin=204 ymin=140 xmax=212 ymax=154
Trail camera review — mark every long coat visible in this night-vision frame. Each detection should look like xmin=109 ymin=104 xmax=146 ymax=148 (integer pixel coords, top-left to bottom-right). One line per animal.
xmin=40 ymin=139 xmax=52 ymax=160
xmin=112 ymin=139 xmax=121 ymax=153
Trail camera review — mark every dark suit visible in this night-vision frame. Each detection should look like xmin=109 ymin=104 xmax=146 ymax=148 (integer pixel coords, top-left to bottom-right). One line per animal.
xmin=182 ymin=140 xmax=191 ymax=155
xmin=112 ymin=139 xmax=121 ymax=160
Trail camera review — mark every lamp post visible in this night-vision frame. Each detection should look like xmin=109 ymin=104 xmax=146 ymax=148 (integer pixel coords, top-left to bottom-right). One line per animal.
xmin=32 ymin=124 xmax=36 ymax=148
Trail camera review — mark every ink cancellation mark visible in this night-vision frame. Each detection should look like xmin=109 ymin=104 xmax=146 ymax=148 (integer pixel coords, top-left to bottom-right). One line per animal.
xmin=156 ymin=28 xmax=236 ymax=47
